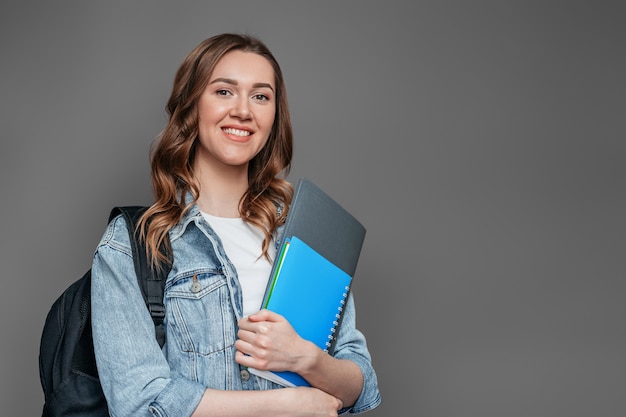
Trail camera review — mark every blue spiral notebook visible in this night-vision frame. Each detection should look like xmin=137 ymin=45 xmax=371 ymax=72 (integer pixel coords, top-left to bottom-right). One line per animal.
xmin=249 ymin=235 xmax=353 ymax=387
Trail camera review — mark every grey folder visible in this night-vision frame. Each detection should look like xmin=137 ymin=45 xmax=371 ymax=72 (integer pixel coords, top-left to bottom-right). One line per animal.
xmin=275 ymin=178 xmax=366 ymax=277
xmin=263 ymin=177 xmax=366 ymax=354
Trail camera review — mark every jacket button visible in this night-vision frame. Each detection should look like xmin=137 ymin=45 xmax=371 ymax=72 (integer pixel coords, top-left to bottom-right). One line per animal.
xmin=240 ymin=369 xmax=250 ymax=381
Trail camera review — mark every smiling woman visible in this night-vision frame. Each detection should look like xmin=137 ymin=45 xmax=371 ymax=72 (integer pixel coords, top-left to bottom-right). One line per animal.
xmin=88 ymin=33 xmax=381 ymax=417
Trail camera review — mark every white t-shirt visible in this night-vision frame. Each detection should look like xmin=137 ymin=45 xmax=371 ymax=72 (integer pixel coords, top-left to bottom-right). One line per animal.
xmin=201 ymin=211 xmax=275 ymax=317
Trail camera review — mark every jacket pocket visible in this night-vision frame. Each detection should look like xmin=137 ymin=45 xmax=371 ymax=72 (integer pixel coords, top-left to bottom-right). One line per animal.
xmin=165 ymin=271 xmax=236 ymax=356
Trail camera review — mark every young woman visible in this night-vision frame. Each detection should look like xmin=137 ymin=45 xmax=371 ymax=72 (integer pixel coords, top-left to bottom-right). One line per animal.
xmin=91 ymin=33 xmax=381 ymax=417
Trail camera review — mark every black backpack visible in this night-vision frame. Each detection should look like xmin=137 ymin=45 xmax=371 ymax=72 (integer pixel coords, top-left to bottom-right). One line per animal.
xmin=39 ymin=206 xmax=172 ymax=417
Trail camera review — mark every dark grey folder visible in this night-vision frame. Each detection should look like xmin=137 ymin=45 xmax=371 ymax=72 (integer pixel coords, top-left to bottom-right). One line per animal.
xmin=263 ymin=178 xmax=366 ymax=354
xmin=276 ymin=177 xmax=366 ymax=277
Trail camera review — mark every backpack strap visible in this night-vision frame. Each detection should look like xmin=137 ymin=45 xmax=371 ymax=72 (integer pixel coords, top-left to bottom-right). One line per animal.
xmin=109 ymin=206 xmax=172 ymax=348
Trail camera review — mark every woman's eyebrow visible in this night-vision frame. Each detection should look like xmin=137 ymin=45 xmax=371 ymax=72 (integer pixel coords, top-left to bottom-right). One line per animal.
xmin=253 ymin=82 xmax=274 ymax=92
xmin=209 ymin=77 xmax=274 ymax=92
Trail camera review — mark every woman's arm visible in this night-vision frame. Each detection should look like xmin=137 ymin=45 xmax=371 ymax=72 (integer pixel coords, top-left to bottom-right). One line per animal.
xmin=235 ymin=309 xmax=363 ymax=407
xmin=191 ymin=386 xmax=342 ymax=417
xmin=91 ymin=218 xmax=207 ymax=416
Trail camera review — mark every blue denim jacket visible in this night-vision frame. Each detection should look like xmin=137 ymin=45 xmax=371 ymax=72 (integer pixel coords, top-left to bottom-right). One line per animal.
xmin=91 ymin=201 xmax=381 ymax=416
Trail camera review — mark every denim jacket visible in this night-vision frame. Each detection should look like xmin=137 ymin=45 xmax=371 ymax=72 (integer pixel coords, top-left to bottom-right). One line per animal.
xmin=91 ymin=201 xmax=381 ymax=416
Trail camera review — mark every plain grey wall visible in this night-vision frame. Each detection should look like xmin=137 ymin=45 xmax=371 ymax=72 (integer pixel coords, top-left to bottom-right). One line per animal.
xmin=1 ymin=1 xmax=625 ymax=416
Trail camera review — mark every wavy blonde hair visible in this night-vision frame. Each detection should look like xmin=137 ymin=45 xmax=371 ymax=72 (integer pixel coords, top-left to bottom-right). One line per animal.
xmin=139 ymin=33 xmax=294 ymax=268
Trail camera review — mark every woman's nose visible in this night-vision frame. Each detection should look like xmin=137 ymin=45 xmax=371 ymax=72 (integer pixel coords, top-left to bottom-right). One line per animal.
xmin=231 ymin=97 xmax=252 ymax=120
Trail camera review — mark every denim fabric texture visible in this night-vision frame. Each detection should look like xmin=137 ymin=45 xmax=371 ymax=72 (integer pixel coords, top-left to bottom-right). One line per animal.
xmin=91 ymin=200 xmax=381 ymax=416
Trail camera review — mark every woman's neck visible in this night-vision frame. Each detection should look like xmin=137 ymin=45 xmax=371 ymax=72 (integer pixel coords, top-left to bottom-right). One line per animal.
xmin=194 ymin=162 xmax=249 ymax=218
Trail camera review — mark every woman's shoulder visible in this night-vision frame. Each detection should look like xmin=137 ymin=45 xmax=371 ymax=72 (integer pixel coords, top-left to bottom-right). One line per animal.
xmin=95 ymin=213 xmax=133 ymax=254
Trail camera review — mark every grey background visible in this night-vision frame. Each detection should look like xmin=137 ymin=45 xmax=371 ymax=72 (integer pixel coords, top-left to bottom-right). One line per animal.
xmin=1 ymin=1 xmax=625 ymax=416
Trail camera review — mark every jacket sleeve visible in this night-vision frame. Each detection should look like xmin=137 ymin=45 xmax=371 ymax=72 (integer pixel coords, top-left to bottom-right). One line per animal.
xmin=91 ymin=215 xmax=206 ymax=417
xmin=332 ymin=292 xmax=382 ymax=414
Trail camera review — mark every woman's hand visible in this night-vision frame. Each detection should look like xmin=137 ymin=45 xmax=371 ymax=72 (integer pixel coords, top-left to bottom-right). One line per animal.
xmin=235 ymin=309 xmax=316 ymax=374
xmin=283 ymin=387 xmax=343 ymax=417
xmin=235 ymin=309 xmax=362 ymax=410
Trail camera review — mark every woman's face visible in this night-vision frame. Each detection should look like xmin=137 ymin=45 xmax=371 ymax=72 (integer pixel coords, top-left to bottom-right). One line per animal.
xmin=195 ymin=50 xmax=276 ymax=171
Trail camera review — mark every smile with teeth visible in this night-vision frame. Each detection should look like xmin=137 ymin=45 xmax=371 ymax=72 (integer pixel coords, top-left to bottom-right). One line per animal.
xmin=223 ymin=127 xmax=251 ymax=137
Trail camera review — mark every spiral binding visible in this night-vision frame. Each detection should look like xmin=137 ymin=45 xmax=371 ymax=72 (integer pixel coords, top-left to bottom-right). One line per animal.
xmin=325 ymin=285 xmax=350 ymax=351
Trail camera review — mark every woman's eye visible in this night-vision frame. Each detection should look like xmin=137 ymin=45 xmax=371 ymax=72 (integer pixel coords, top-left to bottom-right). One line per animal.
xmin=216 ymin=89 xmax=231 ymax=96
xmin=253 ymin=94 xmax=269 ymax=101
